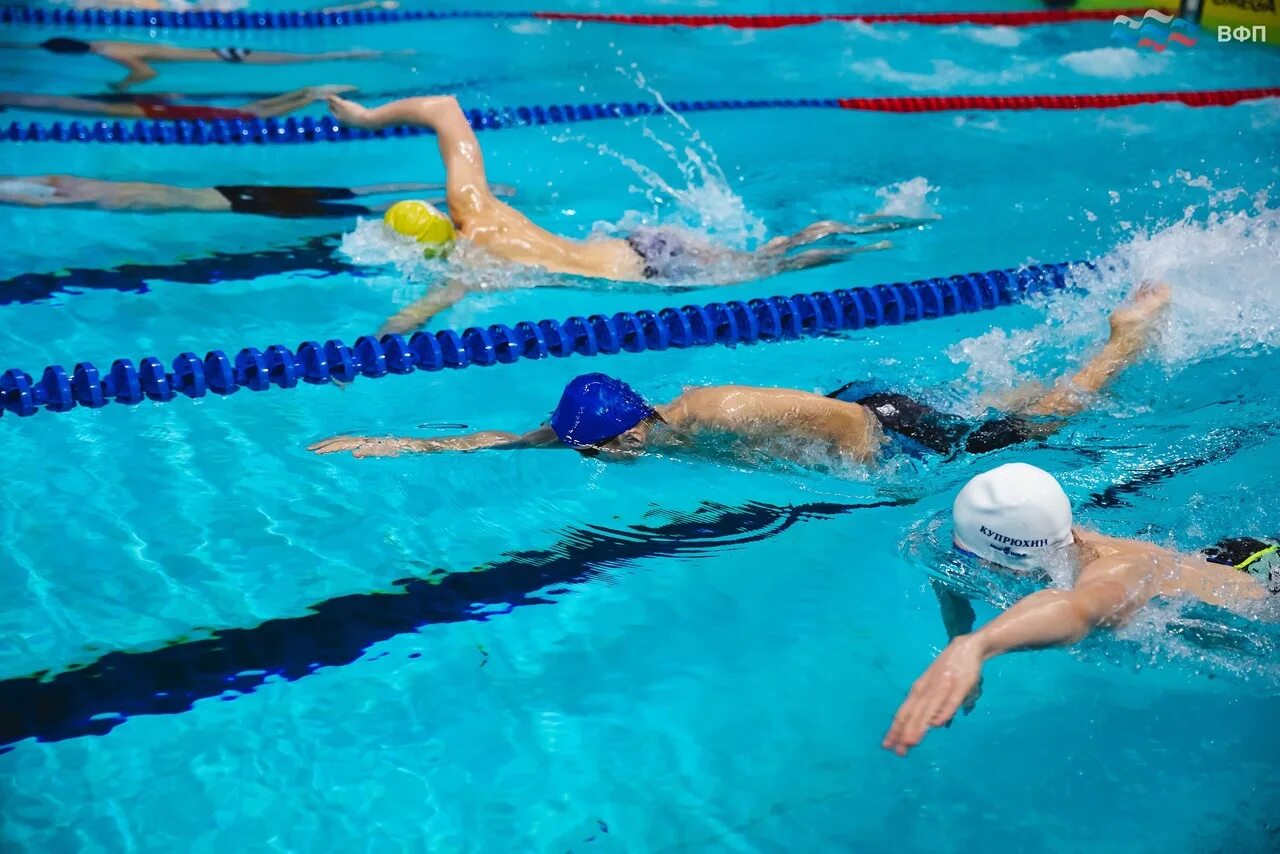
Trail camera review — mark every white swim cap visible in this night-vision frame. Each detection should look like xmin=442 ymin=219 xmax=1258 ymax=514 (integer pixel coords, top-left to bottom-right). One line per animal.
xmin=952 ymin=463 xmax=1074 ymax=571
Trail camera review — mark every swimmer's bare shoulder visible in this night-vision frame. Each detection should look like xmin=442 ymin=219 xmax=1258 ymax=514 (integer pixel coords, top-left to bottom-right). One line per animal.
xmin=1076 ymin=530 xmax=1268 ymax=607
xmin=659 ymin=384 xmax=880 ymax=458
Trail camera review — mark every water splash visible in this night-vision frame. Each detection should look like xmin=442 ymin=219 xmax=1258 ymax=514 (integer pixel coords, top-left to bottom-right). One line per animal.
xmin=950 ymin=188 xmax=1280 ymax=395
xmin=867 ymin=177 xmax=941 ymax=221
xmin=573 ymin=67 xmax=768 ymax=249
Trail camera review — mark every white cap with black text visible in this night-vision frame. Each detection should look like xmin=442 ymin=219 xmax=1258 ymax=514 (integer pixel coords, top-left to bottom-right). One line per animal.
xmin=952 ymin=463 xmax=1074 ymax=571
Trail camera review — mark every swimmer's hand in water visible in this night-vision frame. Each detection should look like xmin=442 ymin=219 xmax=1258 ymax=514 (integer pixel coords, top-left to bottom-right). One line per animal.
xmin=326 ymin=94 xmax=378 ymax=128
xmin=309 ymin=436 xmax=414 ymax=458
xmin=1108 ymin=280 xmax=1172 ymax=346
xmin=882 ymin=635 xmax=984 ymax=757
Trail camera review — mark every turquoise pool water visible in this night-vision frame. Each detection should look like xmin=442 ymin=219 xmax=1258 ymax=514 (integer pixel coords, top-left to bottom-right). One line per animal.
xmin=2 ymin=4 xmax=1279 ymax=851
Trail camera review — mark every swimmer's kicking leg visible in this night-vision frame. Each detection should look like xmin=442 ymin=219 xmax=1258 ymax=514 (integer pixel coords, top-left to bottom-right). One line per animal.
xmin=768 ymin=241 xmax=893 ymax=273
xmin=756 ymin=219 xmax=914 ymax=257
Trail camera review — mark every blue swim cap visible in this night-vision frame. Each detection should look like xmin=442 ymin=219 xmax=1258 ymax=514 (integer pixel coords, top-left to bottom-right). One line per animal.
xmin=550 ymin=373 xmax=656 ymax=447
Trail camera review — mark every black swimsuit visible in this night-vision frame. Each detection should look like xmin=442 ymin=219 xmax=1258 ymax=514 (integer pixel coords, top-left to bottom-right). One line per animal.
xmin=213 ymin=186 xmax=373 ymax=219
xmin=40 ymin=38 xmax=93 ymax=55
xmin=1203 ymin=536 xmax=1280 ymax=593
xmin=827 ymin=384 xmax=1038 ymax=457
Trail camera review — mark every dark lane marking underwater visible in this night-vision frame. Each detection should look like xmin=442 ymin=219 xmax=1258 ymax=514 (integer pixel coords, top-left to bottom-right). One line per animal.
xmin=0 ymin=232 xmax=357 ymax=305
xmin=0 ymin=497 xmax=909 ymax=753
xmin=1085 ymin=420 xmax=1280 ymax=509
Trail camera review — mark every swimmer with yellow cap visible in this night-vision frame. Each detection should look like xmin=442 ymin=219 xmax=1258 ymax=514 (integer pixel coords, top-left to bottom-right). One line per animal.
xmin=883 ymin=463 xmax=1280 ymax=758
xmin=325 ymin=91 xmax=916 ymax=334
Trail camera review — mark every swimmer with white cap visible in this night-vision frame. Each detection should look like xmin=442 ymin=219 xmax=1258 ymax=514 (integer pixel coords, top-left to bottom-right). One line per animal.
xmin=325 ymin=92 xmax=920 ymax=332
xmin=883 ymin=462 xmax=1279 ymax=757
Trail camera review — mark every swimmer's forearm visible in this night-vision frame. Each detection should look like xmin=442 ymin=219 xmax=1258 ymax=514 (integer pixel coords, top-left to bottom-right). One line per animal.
xmin=354 ymin=96 xmax=460 ymax=129
xmin=968 ymin=583 xmax=1133 ymax=659
xmin=406 ymin=431 xmax=525 ymax=452
xmin=1025 ymin=337 xmax=1143 ymax=417
xmin=967 ymin=593 xmax=1091 ymax=661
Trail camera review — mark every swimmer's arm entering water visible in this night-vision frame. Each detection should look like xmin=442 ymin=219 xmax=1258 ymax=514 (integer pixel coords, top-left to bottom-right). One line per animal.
xmin=309 ymin=426 xmax=561 ymax=458
xmin=883 ymin=557 xmax=1153 ymax=757
xmin=378 ymin=279 xmax=469 ymax=336
xmin=1017 ymin=281 xmax=1171 ymax=419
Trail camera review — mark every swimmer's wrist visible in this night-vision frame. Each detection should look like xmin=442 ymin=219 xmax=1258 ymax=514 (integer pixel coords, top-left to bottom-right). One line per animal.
xmin=955 ymin=631 xmax=996 ymax=661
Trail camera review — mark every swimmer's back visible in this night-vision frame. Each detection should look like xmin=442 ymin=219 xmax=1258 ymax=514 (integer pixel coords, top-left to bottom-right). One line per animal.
xmin=454 ymin=197 xmax=643 ymax=279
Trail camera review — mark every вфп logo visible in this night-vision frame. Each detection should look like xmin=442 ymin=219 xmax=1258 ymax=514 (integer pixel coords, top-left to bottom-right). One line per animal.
xmin=1112 ymin=9 xmax=1199 ymax=51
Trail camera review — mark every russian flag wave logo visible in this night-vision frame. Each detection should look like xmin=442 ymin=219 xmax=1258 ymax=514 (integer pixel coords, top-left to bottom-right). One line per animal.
xmin=1112 ymin=9 xmax=1199 ymax=52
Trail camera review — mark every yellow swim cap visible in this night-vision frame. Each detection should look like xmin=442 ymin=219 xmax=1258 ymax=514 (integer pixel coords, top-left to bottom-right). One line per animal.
xmin=383 ymin=200 xmax=456 ymax=258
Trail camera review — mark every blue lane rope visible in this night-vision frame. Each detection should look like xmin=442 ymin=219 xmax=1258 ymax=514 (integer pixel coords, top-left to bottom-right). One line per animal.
xmin=0 ymin=5 xmax=523 ymax=28
xmin=1 ymin=99 xmax=837 ymax=145
xmin=0 ymin=261 xmax=1077 ymax=419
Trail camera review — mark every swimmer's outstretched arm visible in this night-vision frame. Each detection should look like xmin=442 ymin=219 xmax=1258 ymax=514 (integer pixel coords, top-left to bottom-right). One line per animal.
xmin=1011 ymin=281 xmax=1171 ymax=419
xmin=328 ymin=94 xmax=496 ymax=210
xmin=308 ymin=426 xmax=561 ymax=458
xmin=884 ymin=557 xmax=1152 ymax=757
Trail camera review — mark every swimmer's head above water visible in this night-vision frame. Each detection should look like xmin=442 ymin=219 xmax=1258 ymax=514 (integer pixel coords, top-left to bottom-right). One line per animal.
xmin=549 ymin=373 xmax=663 ymax=459
xmin=383 ymin=199 xmax=456 ymax=258
xmin=951 ymin=463 xmax=1075 ymax=573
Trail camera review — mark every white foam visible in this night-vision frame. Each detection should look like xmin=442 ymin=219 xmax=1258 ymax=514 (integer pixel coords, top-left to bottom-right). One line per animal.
xmin=339 ymin=218 xmax=442 ymax=281
xmin=869 ymin=177 xmax=941 ymax=220
xmin=1059 ymin=47 xmax=1167 ymax=80
xmin=957 ymin=25 xmax=1026 ymax=48
xmin=849 ymin=57 xmax=1039 ymax=90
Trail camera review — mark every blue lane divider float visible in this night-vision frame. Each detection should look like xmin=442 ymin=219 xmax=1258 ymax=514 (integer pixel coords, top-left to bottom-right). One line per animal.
xmin=0 ymin=5 xmax=522 ymax=28
xmin=1 ymin=99 xmax=836 ymax=145
xmin=0 ymin=262 xmax=1077 ymax=420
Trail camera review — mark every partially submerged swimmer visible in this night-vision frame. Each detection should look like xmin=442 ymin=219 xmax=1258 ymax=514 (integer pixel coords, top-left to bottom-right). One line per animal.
xmin=883 ymin=463 xmax=1279 ymax=758
xmin=1 ymin=36 xmax=395 ymax=90
xmin=0 ymin=84 xmax=354 ymax=121
xmin=325 ymin=93 xmax=910 ymax=324
xmin=308 ymin=281 xmax=1170 ymax=463
xmin=0 ymin=175 xmax=476 ymax=218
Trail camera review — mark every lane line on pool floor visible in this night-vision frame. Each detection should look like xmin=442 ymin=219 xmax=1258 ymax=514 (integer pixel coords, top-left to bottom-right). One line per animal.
xmin=0 ymin=5 xmax=1177 ymax=31
xmin=0 ymin=232 xmax=354 ymax=306
xmin=0 ymin=497 xmax=905 ymax=751
xmin=5 ymin=88 xmax=1276 ymax=146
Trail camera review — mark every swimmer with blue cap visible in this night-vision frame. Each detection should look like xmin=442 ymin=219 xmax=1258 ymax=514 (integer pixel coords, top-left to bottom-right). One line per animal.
xmin=884 ymin=462 xmax=1280 ymax=758
xmin=312 ymin=281 xmax=1172 ymax=465
xmin=325 ymin=92 xmax=923 ymax=335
